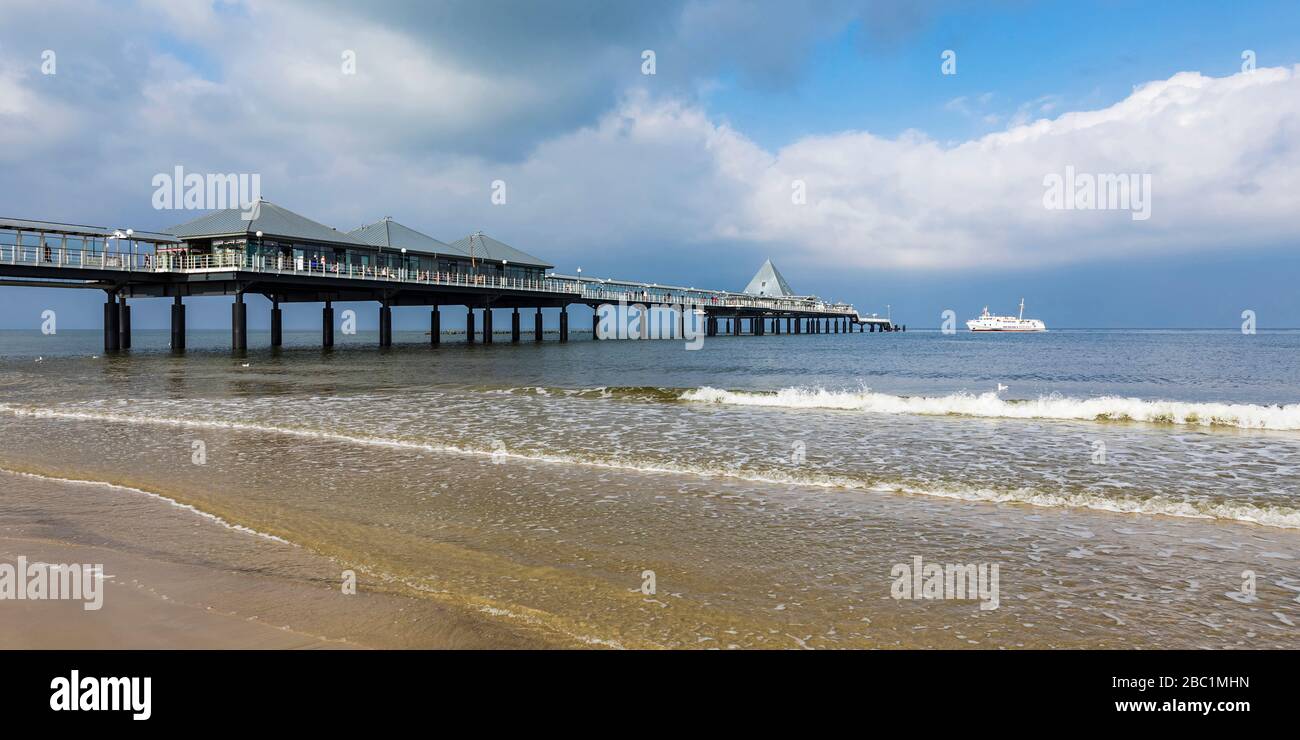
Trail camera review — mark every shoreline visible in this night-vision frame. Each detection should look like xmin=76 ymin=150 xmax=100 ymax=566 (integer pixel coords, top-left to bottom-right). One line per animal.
xmin=0 ymin=471 xmax=551 ymax=650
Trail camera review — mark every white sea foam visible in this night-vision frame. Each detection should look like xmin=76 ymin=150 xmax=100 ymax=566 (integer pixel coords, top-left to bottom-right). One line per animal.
xmin=679 ymin=386 xmax=1300 ymax=430
xmin=0 ymin=467 xmax=291 ymax=544
xmin=2 ymin=401 xmax=1298 ymax=529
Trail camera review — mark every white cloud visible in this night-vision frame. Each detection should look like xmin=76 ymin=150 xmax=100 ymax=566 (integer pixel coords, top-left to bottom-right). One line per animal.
xmin=433 ymin=66 xmax=1300 ymax=272
xmin=714 ymin=66 xmax=1300 ymax=269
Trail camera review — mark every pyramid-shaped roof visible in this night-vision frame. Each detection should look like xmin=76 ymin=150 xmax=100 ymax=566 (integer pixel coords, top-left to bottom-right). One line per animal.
xmin=444 ymin=232 xmax=553 ymax=268
xmin=743 ymin=259 xmax=795 ymax=297
xmin=166 ymin=200 xmax=366 ymax=247
xmin=348 ymin=218 xmax=468 ymax=257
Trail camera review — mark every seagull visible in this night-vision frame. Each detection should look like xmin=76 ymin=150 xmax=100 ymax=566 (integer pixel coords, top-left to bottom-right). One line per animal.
xmin=996 ymin=383 xmax=1008 ymax=393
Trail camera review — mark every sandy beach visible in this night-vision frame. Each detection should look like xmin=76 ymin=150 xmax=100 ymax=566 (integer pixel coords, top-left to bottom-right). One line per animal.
xmin=0 ymin=471 xmax=547 ymax=649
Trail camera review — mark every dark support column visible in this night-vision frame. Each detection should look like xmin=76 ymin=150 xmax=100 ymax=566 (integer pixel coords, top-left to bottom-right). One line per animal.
xmin=103 ymin=295 xmax=120 ymax=353
xmin=559 ymin=306 xmax=569 ymax=342
xmin=232 ymin=292 xmax=247 ymax=352
xmin=466 ymin=309 xmax=475 ymax=343
xmin=592 ymin=308 xmax=600 ymax=340
xmin=379 ymin=301 xmax=392 ymax=347
xmin=511 ymin=308 xmax=521 ymax=342
xmin=535 ymin=307 xmax=544 ymax=342
xmin=271 ymin=299 xmax=282 ymax=347
xmin=171 ymin=295 xmax=186 ymax=351
xmin=430 ymin=307 xmax=440 ymax=345
xmin=323 ymin=301 xmax=335 ymax=347
xmin=118 ymin=295 xmax=131 ymax=350
xmin=483 ymin=307 xmax=493 ymax=344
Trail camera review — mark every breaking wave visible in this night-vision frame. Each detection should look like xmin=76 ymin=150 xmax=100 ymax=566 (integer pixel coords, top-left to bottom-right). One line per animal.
xmin=679 ymin=386 xmax=1300 ymax=430
xmin=2 ymin=401 xmax=1299 ymax=529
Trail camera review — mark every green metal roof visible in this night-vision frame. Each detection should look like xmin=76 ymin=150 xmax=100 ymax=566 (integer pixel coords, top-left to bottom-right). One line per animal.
xmin=347 ymin=218 xmax=470 ymax=257
xmin=444 ymin=232 xmax=553 ymax=269
xmin=166 ymin=200 xmax=367 ymax=247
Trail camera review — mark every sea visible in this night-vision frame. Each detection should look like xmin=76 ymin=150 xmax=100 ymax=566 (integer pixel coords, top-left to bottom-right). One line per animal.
xmin=1 ymin=326 xmax=1297 ymax=648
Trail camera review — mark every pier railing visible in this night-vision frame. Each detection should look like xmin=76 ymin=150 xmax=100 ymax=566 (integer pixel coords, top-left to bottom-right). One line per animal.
xmin=0 ymin=243 xmax=858 ymax=316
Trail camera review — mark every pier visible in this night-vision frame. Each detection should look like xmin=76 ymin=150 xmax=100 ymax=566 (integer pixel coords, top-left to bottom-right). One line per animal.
xmin=0 ymin=204 xmax=902 ymax=352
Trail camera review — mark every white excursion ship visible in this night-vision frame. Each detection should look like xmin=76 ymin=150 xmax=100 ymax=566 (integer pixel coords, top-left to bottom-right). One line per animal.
xmin=966 ymin=299 xmax=1046 ymax=332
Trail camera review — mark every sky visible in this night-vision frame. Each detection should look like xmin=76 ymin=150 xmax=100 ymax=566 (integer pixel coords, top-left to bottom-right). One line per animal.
xmin=1 ymin=0 xmax=1298 ymax=330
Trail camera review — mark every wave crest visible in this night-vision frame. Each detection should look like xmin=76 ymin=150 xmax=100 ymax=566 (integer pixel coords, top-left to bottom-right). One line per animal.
xmin=679 ymin=386 xmax=1300 ymax=430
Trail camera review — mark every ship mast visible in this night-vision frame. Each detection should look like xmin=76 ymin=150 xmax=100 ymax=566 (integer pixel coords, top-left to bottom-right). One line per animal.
xmin=1019 ymin=298 xmax=1025 ymax=320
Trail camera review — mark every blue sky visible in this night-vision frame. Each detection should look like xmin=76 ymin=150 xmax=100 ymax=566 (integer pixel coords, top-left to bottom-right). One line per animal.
xmin=1 ymin=0 xmax=1298 ymax=330
xmin=708 ymin=1 xmax=1300 ymax=147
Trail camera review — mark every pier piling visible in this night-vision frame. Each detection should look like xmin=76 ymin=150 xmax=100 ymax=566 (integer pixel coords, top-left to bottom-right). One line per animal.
xmin=379 ymin=301 xmax=392 ymax=347
xmin=322 ymin=301 xmax=335 ymax=348
xmin=232 ymin=292 xmax=247 ymax=352
xmin=512 ymin=307 xmax=520 ymax=342
xmin=535 ymin=307 xmax=543 ymax=342
xmin=483 ymin=307 xmax=493 ymax=344
xmin=430 ymin=307 xmax=440 ymax=345
xmin=466 ymin=309 xmax=475 ymax=343
xmin=171 ymin=295 xmax=186 ymax=351
xmin=118 ymin=295 xmax=131 ymax=349
xmin=559 ymin=306 xmax=569 ymax=342
xmin=271 ymin=299 xmax=282 ymax=347
xmin=103 ymin=295 xmax=120 ymax=352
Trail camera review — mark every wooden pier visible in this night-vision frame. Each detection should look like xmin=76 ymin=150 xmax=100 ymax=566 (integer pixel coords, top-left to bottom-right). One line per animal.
xmin=0 ymin=206 xmax=901 ymax=352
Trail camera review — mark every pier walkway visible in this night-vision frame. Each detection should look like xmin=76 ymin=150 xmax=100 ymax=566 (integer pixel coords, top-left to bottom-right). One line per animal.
xmin=0 ymin=213 xmax=902 ymax=352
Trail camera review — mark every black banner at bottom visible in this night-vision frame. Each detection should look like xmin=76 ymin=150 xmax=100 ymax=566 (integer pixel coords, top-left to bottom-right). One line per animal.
xmin=0 ymin=649 xmax=1282 ymax=726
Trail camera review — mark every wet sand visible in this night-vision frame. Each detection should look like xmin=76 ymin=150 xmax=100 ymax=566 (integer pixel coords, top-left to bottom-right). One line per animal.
xmin=0 ymin=472 xmax=547 ymax=649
